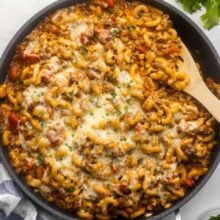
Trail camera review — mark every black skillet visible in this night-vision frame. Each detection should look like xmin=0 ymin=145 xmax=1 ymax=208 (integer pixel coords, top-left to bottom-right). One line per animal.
xmin=0 ymin=0 xmax=220 ymax=219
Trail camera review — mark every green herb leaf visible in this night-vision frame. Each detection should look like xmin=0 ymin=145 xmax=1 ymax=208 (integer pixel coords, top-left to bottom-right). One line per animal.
xmin=95 ymin=103 xmax=102 ymax=108
xmin=69 ymin=186 xmax=75 ymax=192
xmin=116 ymin=110 xmax=122 ymax=116
xmin=201 ymin=0 xmax=220 ymax=29
xmin=209 ymin=214 xmax=220 ymax=220
xmin=111 ymin=91 xmax=117 ymax=99
xmin=110 ymin=29 xmax=119 ymax=39
xmin=37 ymin=154 xmax=43 ymax=165
xmin=79 ymin=45 xmax=88 ymax=56
xmin=124 ymin=106 xmax=129 ymax=112
xmin=91 ymin=159 xmax=97 ymax=164
xmin=68 ymin=91 xmax=75 ymax=97
xmin=127 ymin=26 xmax=135 ymax=31
xmin=176 ymin=0 xmax=220 ymax=29
xmin=65 ymin=143 xmax=73 ymax=151
xmin=59 ymin=156 xmax=64 ymax=161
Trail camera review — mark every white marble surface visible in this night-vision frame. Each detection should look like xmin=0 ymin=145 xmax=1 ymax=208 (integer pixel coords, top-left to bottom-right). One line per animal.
xmin=0 ymin=1 xmax=220 ymax=220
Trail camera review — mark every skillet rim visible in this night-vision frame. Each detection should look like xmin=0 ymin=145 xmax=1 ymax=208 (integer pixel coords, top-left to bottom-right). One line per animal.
xmin=0 ymin=0 xmax=220 ymax=220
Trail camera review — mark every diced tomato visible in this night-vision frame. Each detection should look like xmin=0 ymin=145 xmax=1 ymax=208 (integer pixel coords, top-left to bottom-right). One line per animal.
xmin=112 ymin=164 xmax=120 ymax=173
xmin=107 ymin=0 xmax=114 ymax=8
xmin=17 ymin=47 xmax=40 ymax=63
xmin=22 ymin=53 xmax=40 ymax=63
xmin=184 ymin=178 xmax=194 ymax=187
xmin=135 ymin=45 xmax=147 ymax=53
xmin=27 ymin=158 xmax=35 ymax=170
xmin=94 ymin=28 xmax=110 ymax=44
xmin=8 ymin=64 xmax=19 ymax=81
xmin=8 ymin=112 xmax=19 ymax=129
xmin=80 ymin=33 xmax=89 ymax=45
xmin=165 ymin=43 xmax=179 ymax=55
xmin=15 ymin=167 xmax=22 ymax=174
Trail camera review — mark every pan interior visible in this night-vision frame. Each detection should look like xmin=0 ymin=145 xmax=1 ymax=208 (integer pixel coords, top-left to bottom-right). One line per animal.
xmin=0 ymin=1 xmax=220 ymax=220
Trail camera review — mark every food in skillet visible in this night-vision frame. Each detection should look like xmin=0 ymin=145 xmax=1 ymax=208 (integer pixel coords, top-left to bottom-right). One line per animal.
xmin=0 ymin=0 xmax=219 ymax=219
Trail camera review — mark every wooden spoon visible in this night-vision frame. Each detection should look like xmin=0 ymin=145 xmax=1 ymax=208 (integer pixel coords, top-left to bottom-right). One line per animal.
xmin=177 ymin=42 xmax=220 ymax=123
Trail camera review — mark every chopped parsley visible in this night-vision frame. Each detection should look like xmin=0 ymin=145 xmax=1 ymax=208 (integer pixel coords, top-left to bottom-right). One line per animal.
xmin=127 ymin=26 xmax=135 ymax=31
xmin=40 ymin=111 xmax=44 ymax=117
xmin=36 ymin=154 xmax=43 ymax=165
xmin=138 ymin=158 xmax=143 ymax=165
xmin=89 ymin=112 xmax=94 ymax=116
xmin=127 ymin=149 xmax=133 ymax=155
xmin=69 ymin=186 xmax=75 ymax=192
xmin=111 ymin=91 xmax=117 ymax=99
xmin=138 ymin=11 xmax=144 ymax=17
xmin=59 ymin=156 xmax=64 ymax=161
xmin=110 ymin=29 xmax=119 ymax=39
xmin=95 ymin=103 xmax=102 ymax=108
xmin=127 ymin=80 xmax=132 ymax=87
xmin=40 ymin=121 xmax=45 ymax=127
xmin=176 ymin=0 xmax=220 ymax=29
xmin=124 ymin=106 xmax=128 ymax=112
xmin=65 ymin=143 xmax=73 ymax=151
xmin=209 ymin=215 xmax=220 ymax=220
xmin=91 ymin=159 xmax=98 ymax=164
xmin=116 ymin=110 xmax=122 ymax=116
xmin=68 ymin=91 xmax=75 ymax=97
xmin=120 ymin=137 xmax=127 ymax=141
xmin=15 ymin=79 xmax=22 ymax=88
xmin=79 ymin=45 xmax=88 ymax=56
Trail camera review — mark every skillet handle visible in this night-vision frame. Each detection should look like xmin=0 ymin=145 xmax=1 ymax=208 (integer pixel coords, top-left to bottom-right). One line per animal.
xmin=175 ymin=209 xmax=181 ymax=220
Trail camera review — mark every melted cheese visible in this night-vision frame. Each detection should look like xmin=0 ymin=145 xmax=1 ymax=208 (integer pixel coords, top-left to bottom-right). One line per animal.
xmin=23 ymin=86 xmax=47 ymax=108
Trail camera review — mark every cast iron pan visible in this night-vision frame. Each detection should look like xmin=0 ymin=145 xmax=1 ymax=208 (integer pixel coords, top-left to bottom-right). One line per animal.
xmin=0 ymin=0 xmax=220 ymax=219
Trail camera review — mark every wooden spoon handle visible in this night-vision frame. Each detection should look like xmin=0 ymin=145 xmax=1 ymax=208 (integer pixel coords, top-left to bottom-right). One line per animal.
xmin=187 ymin=80 xmax=220 ymax=123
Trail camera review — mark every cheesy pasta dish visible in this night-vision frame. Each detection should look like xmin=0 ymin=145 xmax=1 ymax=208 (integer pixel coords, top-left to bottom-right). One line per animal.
xmin=0 ymin=0 xmax=219 ymax=219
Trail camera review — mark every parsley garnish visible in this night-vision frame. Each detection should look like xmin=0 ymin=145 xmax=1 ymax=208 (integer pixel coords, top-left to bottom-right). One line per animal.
xmin=209 ymin=215 xmax=220 ymax=220
xmin=138 ymin=158 xmax=143 ymax=165
xmin=37 ymin=154 xmax=43 ymax=165
xmin=124 ymin=106 xmax=128 ymax=112
xmin=127 ymin=26 xmax=135 ymax=31
xmin=40 ymin=121 xmax=45 ymax=127
xmin=15 ymin=79 xmax=21 ymax=86
xmin=176 ymin=0 xmax=220 ymax=29
xmin=116 ymin=110 xmax=122 ymax=116
xmin=69 ymin=186 xmax=75 ymax=192
xmin=110 ymin=29 xmax=119 ymax=39
xmin=89 ymin=112 xmax=94 ymax=116
xmin=91 ymin=159 xmax=97 ymax=164
xmin=68 ymin=91 xmax=75 ymax=97
xmin=40 ymin=111 xmax=44 ymax=117
xmin=111 ymin=91 xmax=117 ymax=99
xmin=95 ymin=103 xmax=102 ymax=108
xmin=65 ymin=143 xmax=73 ymax=151
xmin=138 ymin=11 xmax=144 ymax=17
xmin=79 ymin=46 xmax=88 ymax=56
xmin=59 ymin=156 xmax=64 ymax=161
xmin=120 ymin=137 xmax=127 ymax=141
